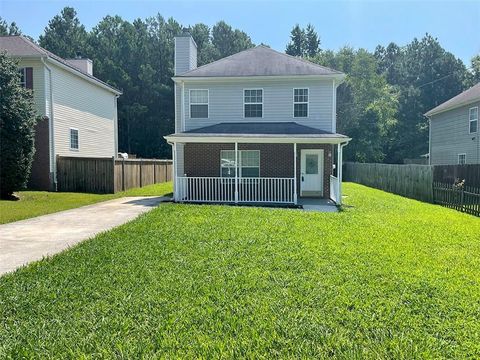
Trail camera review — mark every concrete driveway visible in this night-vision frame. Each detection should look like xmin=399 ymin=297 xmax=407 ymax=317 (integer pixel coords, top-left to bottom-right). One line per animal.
xmin=0 ymin=196 xmax=168 ymax=276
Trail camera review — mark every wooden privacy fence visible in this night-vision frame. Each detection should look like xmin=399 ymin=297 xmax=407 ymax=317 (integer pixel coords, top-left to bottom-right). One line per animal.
xmin=344 ymin=162 xmax=433 ymax=202
xmin=433 ymin=164 xmax=480 ymax=188
xmin=344 ymin=162 xmax=480 ymax=216
xmin=57 ymin=156 xmax=172 ymax=194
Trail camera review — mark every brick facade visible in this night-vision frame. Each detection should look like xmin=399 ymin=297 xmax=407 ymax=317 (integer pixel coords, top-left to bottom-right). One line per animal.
xmin=28 ymin=117 xmax=52 ymax=190
xmin=183 ymin=142 xmax=333 ymax=199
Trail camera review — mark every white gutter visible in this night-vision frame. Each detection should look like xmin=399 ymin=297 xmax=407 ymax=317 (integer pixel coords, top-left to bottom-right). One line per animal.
xmin=172 ymin=74 xmax=346 ymax=83
xmin=41 ymin=57 xmax=56 ymax=190
xmin=164 ymin=135 xmax=351 ymax=144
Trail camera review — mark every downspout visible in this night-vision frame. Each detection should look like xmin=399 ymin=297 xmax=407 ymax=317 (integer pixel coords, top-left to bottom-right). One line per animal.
xmin=427 ymin=116 xmax=432 ymax=165
xmin=41 ymin=57 xmax=56 ymax=190
xmin=167 ymin=141 xmax=176 ymax=201
xmin=337 ymin=140 xmax=350 ymax=205
xmin=114 ymin=95 xmax=119 ymax=156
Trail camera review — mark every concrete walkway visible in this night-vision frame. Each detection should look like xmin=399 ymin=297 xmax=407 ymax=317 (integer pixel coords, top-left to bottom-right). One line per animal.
xmin=0 ymin=196 xmax=168 ymax=276
xmin=298 ymin=198 xmax=338 ymax=212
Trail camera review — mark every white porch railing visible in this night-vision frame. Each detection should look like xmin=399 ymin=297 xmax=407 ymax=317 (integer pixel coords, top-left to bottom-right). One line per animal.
xmin=176 ymin=177 xmax=295 ymax=204
xmin=330 ymin=175 xmax=339 ymax=203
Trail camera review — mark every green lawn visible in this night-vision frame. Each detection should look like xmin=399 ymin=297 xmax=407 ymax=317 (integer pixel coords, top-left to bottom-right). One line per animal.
xmin=0 ymin=182 xmax=173 ymax=224
xmin=1 ymin=183 xmax=479 ymax=358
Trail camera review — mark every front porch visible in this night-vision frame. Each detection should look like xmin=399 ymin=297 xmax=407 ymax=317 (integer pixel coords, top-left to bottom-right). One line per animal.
xmin=165 ymin=122 xmax=350 ymax=206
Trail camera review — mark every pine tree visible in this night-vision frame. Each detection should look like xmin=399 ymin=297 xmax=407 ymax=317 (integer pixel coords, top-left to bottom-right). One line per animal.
xmin=285 ymin=24 xmax=306 ymax=57
xmin=305 ymin=24 xmax=320 ymax=57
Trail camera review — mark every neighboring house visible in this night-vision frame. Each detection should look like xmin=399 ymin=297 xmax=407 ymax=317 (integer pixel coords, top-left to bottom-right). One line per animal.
xmin=0 ymin=36 xmax=122 ymax=190
xmin=165 ymin=34 xmax=350 ymax=205
xmin=425 ymin=82 xmax=480 ymax=165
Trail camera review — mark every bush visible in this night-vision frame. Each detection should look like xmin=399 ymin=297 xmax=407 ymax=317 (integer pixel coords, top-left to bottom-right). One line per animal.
xmin=0 ymin=52 xmax=38 ymax=200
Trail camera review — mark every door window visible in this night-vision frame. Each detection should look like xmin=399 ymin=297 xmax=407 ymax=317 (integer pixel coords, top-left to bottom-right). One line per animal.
xmin=305 ymin=154 xmax=318 ymax=174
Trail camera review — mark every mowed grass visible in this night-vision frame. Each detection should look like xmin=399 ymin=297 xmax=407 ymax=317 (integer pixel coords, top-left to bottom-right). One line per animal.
xmin=1 ymin=183 xmax=479 ymax=358
xmin=0 ymin=182 xmax=173 ymax=224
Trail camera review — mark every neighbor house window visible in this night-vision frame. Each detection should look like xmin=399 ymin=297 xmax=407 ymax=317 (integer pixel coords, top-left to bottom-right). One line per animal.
xmin=18 ymin=68 xmax=26 ymax=88
xmin=190 ymin=89 xmax=208 ymax=118
xmin=293 ymin=88 xmax=308 ymax=117
xmin=469 ymin=107 xmax=478 ymax=133
xmin=70 ymin=128 xmax=79 ymax=150
xmin=458 ymin=153 xmax=466 ymax=165
xmin=244 ymin=89 xmax=263 ymax=118
xmin=220 ymin=150 xmax=260 ymax=177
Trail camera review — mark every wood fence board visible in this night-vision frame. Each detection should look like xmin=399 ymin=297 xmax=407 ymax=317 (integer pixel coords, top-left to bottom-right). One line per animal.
xmin=57 ymin=156 xmax=172 ymax=194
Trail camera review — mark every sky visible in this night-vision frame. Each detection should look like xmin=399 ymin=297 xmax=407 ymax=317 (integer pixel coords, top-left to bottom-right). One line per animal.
xmin=1 ymin=0 xmax=479 ymax=65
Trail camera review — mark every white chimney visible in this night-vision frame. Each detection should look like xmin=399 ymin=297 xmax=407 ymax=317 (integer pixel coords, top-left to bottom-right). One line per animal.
xmin=66 ymin=58 xmax=93 ymax=76
xmin=174 ymin=33 xmax=197 ymax=75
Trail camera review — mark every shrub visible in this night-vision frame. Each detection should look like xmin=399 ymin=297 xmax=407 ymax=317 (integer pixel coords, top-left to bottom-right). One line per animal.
xmin=0 ymin=52 xmax=38 ymax=200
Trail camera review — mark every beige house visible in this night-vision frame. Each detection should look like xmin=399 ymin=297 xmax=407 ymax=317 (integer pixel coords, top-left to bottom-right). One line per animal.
xmin=0 ymin=36 xmax=122 ymax=190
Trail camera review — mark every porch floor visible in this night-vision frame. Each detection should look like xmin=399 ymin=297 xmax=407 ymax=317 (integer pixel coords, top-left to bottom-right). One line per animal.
xmin=298 ymin=197 xmax=338 ymax=212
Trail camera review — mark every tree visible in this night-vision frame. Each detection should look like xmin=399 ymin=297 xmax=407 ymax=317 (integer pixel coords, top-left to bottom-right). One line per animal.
xmin=285 ymin=24 xmax=306 ymax=57
xmin=305 ymin=24 xmax=320 ymax=57
xmin=314 ymin=47 xmax=398 ymax=162
xmin=211 ymin=21 xmax=254 ymax=59
xmin=39 ymin=7 xmax=88 ymax=59
xmin=0 ymin=17 xmax=21 ymax=35
xmin=0 ymin=53 xmax=38 ymax=199
xmin=469 ymin=54 xmax=480 ymax=85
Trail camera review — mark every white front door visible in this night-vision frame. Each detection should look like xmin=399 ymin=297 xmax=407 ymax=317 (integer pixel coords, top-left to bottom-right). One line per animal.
xmin=300 ymin=149 xmax=324 ymax=196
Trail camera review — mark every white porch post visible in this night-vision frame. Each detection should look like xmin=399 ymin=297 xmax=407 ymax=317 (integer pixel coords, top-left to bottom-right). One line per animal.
xmin=172 ymin=142 xmax=177 ymax=201
xmin=337 ymin=143 xmax=343 ymax=205
xmin=293 ymin=143 xmax=297 ymax=204
xmin=235 ymin=142 xmax=239 ymax=203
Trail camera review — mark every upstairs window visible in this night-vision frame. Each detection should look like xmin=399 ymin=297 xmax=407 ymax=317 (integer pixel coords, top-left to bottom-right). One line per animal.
xmin=70 ymin=128 xmax=79 ymax=150
xmin=18 ymin=68 xmax=26 ymax=88
xmin=244 ymin=89 xmax=263 ymax=118
xmin=458 ymin=153 xmax=466 ymax=165
xmin=190 ymin=89 xmax=208 ymax=118
xmin=469 ymin=107 xmax=478 ymax=133
xmin=293 ymin=88 xmax=308 ymax=117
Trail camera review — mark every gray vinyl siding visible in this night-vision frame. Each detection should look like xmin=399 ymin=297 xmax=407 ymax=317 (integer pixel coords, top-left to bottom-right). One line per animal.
xmin=182 ymin=78 xmax=334 ymax=132
xmin=175 ymin=37 xmax=197 ymax=75
xmin=430 ymin=101 xmax=480 ymax=165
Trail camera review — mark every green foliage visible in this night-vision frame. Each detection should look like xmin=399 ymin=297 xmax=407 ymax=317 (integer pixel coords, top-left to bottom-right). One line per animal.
xmin=0 ymin=53 xmax=38 ymax=199
xmin=286 ymin=24 xmax=321 ymax=58
xmin=1 ymin=183 xmax=479 ymax=357
xmin=469 ymin=54 xmax=480 ymax=85
xmin=38 ymin=7 xmax=88 ymax=58
xmin=314 ymin=48 xmax=398 ymax=162
xmin=375 ymin=34 xmax=468 ymax=162
xmin=0 ymin=17 xmax=21 ymax=36
xmin=0 ymin=182 xmax=173 ymax=224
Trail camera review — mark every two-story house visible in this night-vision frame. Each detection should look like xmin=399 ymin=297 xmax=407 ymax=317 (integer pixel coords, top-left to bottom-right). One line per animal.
xmin=165 ymin=34 xmax=350 ymax=205
xmin=0 ymin=35 xmax=122 ymax=190
xmin=426 ymin=82 xmax=480 ymax=165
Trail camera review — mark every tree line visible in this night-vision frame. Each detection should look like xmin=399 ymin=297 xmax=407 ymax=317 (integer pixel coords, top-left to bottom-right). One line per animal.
xmin=2 ymin=10 xmax=479 ymax=163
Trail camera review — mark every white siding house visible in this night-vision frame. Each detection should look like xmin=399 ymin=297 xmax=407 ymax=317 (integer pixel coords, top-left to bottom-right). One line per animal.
xmin=1 ymin=36 xmax=122 ymax=190
xmin=166 ymin=34 xmax=350 ymax=206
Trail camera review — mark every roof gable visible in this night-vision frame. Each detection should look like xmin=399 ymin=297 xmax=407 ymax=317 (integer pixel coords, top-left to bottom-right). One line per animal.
xmin=425 ymin=82 xmax=480 ymax=117
xmin=0 ymin=36 xmax=121 ymax=95
xmin=177 ymin=45 xmax=343 ymax=78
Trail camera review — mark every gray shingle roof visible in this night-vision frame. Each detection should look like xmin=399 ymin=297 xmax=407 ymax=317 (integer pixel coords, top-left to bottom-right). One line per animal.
xmin=174 ymin=122 xmax=348 ymax=138
xmin=425 ymin=82 xmax=480 ymax=116
xmin=0 ymin=35 xmax=121 ymax=94
xmin=176 ymin=45 xmax=343 ymax=78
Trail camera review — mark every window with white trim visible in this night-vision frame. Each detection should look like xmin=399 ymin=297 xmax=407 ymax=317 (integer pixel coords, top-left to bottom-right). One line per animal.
xmin=469 ymin=107 xmax=478 ymax=133
xmin=458 ymin=153 xmax=466 ymax=165
xmin=220 ymin=150 xmax=260 ymax=178
xmin=18 ymin=68 xmax=26 ymax=88
xmin=70 ymin=128 xmax=79 ymax=150
xmin=190 ymin=89 xmax=208 ymax=118
xmin=244 ymin=89 xmax=263 ymax=118
xmin=294 ymin=88 xmax=308 ymax=117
